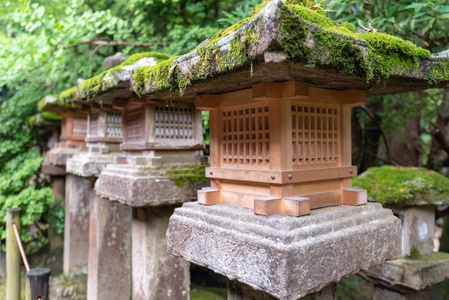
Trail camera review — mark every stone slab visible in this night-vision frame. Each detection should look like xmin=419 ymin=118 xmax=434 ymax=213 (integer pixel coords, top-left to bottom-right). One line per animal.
xmin=167 ymin=202 xmax=401 ymax=300
xmin=363 ymin=252 xmax=449 ymax=291
xmin=66 ymin=151 xmax=122 ymax=178
xmin=95 ymin=164 xmax=207 ymax=207
xmin=42 ymin=147 xmax=82 ymax=175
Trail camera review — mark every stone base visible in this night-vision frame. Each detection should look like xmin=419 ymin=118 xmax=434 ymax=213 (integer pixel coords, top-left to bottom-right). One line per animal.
xmin=66 ymin=151 xmax=122 ymax=178
xmin=95 ymin=164 xmax=207 ymax=207
xmin=363 ymin=252 xmax=449 ymax=291
xmin=167 ymin=202 xmax=401 ymax=300
xmin=42 ymin=147 xmax=82 ymax=175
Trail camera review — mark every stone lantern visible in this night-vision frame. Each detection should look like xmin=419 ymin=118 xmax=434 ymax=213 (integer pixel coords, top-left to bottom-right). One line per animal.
xmin=356 ymin=166 xmax=449 ymax=299
xmin=57 ymin=52 xmax=206 ymax=299
xmin=39 ymin=95 xmax=87 ymax=201
xmin=197 ymin=81 xmax=366 ymax=216
xmin=119 ymin=0 xmax=449 ymax=298
xmin=63 ymin=105 xmax=124 ymax=277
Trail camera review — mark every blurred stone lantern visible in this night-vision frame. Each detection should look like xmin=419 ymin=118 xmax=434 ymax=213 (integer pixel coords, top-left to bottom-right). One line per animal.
xmin=356 ymin=166 xmax=449 ymax=299
xmin=56 ymin=52 xmax=206 ymax=299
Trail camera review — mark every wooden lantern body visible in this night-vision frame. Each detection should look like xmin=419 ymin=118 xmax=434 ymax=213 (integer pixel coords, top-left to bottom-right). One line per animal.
xmin=58 ymin=110 xmax=88 ymax=148
xmin=117 ymin=99 xmax=204 ymax=166
xmin=86 ymin=108 xmax=123 ymax=153
xmin=196 ymin=81 xmax=367 ymax=216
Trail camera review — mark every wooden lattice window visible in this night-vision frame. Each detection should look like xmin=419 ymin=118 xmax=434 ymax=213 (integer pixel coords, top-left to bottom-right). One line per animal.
xmin=155 ymin=106 xmax=194 ymax=140
xmin=221 ymin=104 xmax=270 ymax=167
xmin=89 ymin=113 xmax=99 ymax=136
xmin=126 ymin=109 xmax=144 ymax=142
xmin=106 ymin=112 xmax=122 ymax=138
xmin=291 ymin=103 xmax=340 ymax=166
xmin=73 ymin=118 xmax=88 ymax=136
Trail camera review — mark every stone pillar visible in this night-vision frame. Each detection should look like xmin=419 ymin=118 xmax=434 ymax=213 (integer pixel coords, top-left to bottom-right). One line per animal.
xmin=87 ymin=195 xmax=132 ymax=300
xmin=64 ymin=174 xmax=93 ymax=274
xmin=51 ymin=176 xmax=66 ymax=200
xmin=373 ymin=285 xmax=430 ymax=300
xmin=132 ymin=206 xmax=190 ymax=299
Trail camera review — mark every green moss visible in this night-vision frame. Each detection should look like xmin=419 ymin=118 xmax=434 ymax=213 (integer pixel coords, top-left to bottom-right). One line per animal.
xmin=59 ymin=52 xmax=171 ymax=102
xmin=428 ymin=60 xmax=449 ymax=85
xmin=353 ymin=166 xmax=449 ymax=205
xmin=282 ymin=4 xmax=430 ymax=82
xmin=59 ymin=87 xmax=78 ymax=102
xmin=140 ymin=163 xmax=208 ymax=187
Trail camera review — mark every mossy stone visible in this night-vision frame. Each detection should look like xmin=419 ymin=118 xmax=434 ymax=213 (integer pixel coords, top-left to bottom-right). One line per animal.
xmin=353 ymin=166 xmax=449 ymax=206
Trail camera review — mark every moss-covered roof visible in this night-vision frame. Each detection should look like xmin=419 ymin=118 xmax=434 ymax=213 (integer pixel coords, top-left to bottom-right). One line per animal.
xmin=57 ymin=52 xmax=171 ymax=105
xmin=128 ymin=0 xmax=449 ymax=101
xmin=28 ymin=111 xmax=62 ymax=127
xmin=37 ymin=95 xmax=81 ymax=113
xmin=353 ymin=166 xmax=449 ymax=206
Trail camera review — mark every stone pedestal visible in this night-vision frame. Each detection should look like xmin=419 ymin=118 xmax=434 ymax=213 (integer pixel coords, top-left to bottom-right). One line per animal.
xmin=94 ymin=164 xmax=207 ymax=299
xmin=87 ymin=195 xmax=132 ymax=300
xmin=64 ymin=174 xmax=93 ymax=274
xmin=363 ymin=252 xmax=449 ymax=298
xmin=167 ymin=202 xmax=401 ymax=300
xmin=132 ymin=206 xmax=190 ymax=299
xmin=95 ymin=164 xmax=204 ymax=207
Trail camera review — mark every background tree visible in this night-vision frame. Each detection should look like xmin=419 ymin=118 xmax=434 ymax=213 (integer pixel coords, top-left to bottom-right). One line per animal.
xmin=0 ymin=0 xmax=260 ymax=251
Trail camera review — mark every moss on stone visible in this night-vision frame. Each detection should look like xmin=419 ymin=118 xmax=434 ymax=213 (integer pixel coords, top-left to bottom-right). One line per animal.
xmin=140 ymin=163 xmax=207 ymax=187
xmin=160 ymin=163 xmax=207 ymax=187
xmin=281 ymin=4 xmax=430 ymax=82
xmin=59 ymin=52 xmax=171 ymax=102
xmin=428 ymin=60 xmax=449 ymax=85
xmin=353 ymin=166 xmax=449 ymax=206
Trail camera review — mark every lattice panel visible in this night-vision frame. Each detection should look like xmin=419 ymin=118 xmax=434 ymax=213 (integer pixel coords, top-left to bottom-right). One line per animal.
xmin=155 ymin=106 xmax=194 ymax=140
xmin=221 ymin=104 xmax=270 ymax=167
xmin=89 ymin=113 xmax=99 ymax=136
xmin=73 ymin=118 xmax=88 ymax=136
xmin=291 ymin=103 xmax=340 ymax=166
xmin=125 ymin=109 xmax=144 ymax=142
xmin=106 ymin=112 xmax=122 ymax=138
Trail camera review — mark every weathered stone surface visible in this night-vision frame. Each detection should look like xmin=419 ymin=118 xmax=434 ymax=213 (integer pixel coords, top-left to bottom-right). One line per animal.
xmin=167 ymin=202 xmax=401 ymax=300
xmin=42 ymin=147 xmax=82 ymax=175
xmin=66 ymin=152 xmax=121 ymax=178
xmin=132 ymin=206 xmax=190 ymax=300
xmin=364 ymin=252 xmax=449 ymax=291
xmin=51 ymin=176 xmax=66 ymax=200
xmin=389 ymin=206 xmax=435 ymax=256
xmin=373 ymin=286 xmax=430 ymax=300
xmin=95 ymin=164 xmax=207 ymax=207
xmin=87 ymin=196 xmax=132 ymax=300
xmin=64 ymin=174 xmax=93 ymax=275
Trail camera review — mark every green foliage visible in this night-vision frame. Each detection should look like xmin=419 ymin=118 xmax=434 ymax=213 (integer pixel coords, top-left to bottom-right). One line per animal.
xmin=353 ymin=165 xmax=449 ymax=205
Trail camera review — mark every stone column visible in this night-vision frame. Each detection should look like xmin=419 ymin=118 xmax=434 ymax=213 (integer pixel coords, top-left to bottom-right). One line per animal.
xmin=64 ymin=174 xmax=93 ymax=274
xmin=87 ymin=195 xmax=132 ymax=300
xmin=132 ymin=206 xmax=190 ymax=299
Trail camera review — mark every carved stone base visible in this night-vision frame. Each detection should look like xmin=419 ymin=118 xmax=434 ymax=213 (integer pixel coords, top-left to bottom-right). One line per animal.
xmin=42 ymin=147 xmax=82 ymax=176
xmin=66 ymin=151 xmax=122 ymax=178
xmin=167 ymin=202 xmax=401 ymax=300
xmin=95 ymin=164 xmax=207 ymax=207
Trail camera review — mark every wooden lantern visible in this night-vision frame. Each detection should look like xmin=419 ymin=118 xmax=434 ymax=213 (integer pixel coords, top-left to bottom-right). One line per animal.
xmin=86 ymin=108 xmax=123 ymax=153
xmin=58 ymin=110 xmax=88 ymax=148
xmin=196 ymin=81 xmax=367 ymax=217
xmin=116 ymin=98 xmax=203 ymax=165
